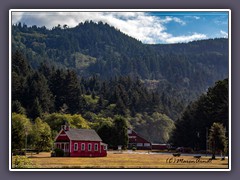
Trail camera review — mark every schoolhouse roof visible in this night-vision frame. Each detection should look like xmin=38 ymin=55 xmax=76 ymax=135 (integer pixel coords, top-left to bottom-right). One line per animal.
xmin=64 ymin=128 xmax=102 ymax=142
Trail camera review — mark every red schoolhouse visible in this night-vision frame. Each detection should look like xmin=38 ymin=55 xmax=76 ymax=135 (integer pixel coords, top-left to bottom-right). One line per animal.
xmin=54 ymin=125 xmax=107 ymax=157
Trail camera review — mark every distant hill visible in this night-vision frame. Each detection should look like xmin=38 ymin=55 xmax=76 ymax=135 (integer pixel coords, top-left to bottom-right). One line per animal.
xmin=12 ymin=22 xmax=229 ymax=120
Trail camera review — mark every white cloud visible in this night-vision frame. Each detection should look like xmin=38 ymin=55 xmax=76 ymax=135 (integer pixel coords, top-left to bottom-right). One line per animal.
xmin=220 ymin=30 xmax=228 ymax=38
xmin=193 ymin=16 xmax=200 ymax=20
xmin=12 ymin=12 xmax=25 ymax=24
xmin=165 ymin=33 xmax=207 ymax=44
xmin=12 ymin=11 xmax=206 ymax=44
xmin=214 ymin=15 xmax=228 ymax=26
xmin=185 ymin=15 xmax=200 ymax=20
xmin=160 ymin=16 xmax=186 ymax=25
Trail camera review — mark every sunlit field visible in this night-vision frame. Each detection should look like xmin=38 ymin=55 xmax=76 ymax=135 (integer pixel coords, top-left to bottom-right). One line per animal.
xmin=12 ymin=151 xmax=229 ymax=169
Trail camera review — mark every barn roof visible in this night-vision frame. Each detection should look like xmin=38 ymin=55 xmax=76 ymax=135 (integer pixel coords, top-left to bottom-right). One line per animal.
xmin=64 ymin=128 xmax=102 ymax=142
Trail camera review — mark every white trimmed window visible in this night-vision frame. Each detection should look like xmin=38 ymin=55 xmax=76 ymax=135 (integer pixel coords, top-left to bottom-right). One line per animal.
xmin=74 ymin=143 xmax=78 ymax=151
xmin=94 ymin=144 xmax=98 ymax=151
xmin=144 ymin=143 xmax=151 ymax=147
xmin=81 ymin=143 xmax=85 ymax=151
xmin=103 ymin=145 xmax=107 ymax=150
xmin=88 ymin=144 xmax=92 ymax=151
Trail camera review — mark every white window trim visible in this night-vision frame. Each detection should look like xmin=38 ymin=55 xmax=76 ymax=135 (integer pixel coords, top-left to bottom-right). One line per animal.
xmin=88 ymin=144 xmax=92 ymax=151
xmin=74 ymin=143 xmax=78 ymax=151
xmin=94 ymin=143 xmax=98 ymax=151
xmin=81 ymin=143 xmax=85 ymax=151
xmin=103 ymin=145 xmax=107 ymax=150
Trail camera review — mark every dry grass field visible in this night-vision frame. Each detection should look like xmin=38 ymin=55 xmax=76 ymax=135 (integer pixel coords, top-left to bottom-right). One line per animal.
xmin=12 ymin=151 xmax=229 ymax=169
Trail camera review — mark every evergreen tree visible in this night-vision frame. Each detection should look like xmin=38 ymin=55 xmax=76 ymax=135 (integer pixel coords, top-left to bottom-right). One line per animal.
xmin=113 ymin=116 xmax=128 ymax=149
xmin=30 ymin=98 xmax=43 ymax=119
xmin=208 ymin=122 xmax=227 ymax=159
xmin=12 ymin=50 xmax=31 ymax=76
xmin=97 ymin=121 xmax=114 ymax=148
xmin=50 ymin=69 xmax=66 ymax=111
xmin=25 ymin=72 xmax=54 ymax=115
xmin=170 ymin=79 xmax=228 ymax=150
xmin=64 ymin=70 xmax=82 ymax=114
xmin=12 ymin=51 xmax=32 ymax=103
xmin=12 ymin=100 xmax=26 ymax=115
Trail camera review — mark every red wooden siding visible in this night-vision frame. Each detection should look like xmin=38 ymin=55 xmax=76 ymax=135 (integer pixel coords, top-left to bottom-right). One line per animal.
xmin=55 ymin=130 xmax=70 ymax=142
xmin=70 ymin=141 xmax=107 ymax=157
xmin=128 ymin=129 xmax=152 ymax=150
xmin=54 ymin=128 xmax=107 ymax=157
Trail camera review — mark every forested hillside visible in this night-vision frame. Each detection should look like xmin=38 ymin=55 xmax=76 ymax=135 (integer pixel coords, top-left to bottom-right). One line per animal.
xmin=11 ymin=21 xmax=229 ymax=148
xmin=170 ymin=78 xmax=228 ymax=151
xmin=12 ymin=22 xmax=228 ymax=120
xmin=12 ymin=51 xmax=175 ymax=145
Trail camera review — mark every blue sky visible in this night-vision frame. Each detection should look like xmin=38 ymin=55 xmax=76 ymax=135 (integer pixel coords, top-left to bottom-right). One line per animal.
xmin=12 ymin=11 xmax=229 ymax=44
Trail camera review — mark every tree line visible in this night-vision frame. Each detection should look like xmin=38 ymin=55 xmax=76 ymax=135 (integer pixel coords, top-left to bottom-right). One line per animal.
xmin=170 ymin=78 xmax=228 ymax=156
xmin=12 ymin=51 xmax=175 ymax=152
xmin=12 ymin=22 xmax=229 ymax=120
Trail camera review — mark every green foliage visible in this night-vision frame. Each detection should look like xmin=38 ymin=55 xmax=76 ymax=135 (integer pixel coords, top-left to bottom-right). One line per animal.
xmin=96 ymin=115 xmax=129 ymax=149
xmin=170 ymin=79 xmax=228 ymax=150
xmin=43 ymin=113 xmax=90 ymax=132
xmin=25 ymin=71 xmax=54 ymax=117
xmin=73 ymin=52 xmax=96 ymax=70
xmin=12 ymin=100 xmax=26 ymax=115
xmin=12 ymin=155 xmax=36 ymax=168
xmin=31 ymin=118 xmax=52 ymax=153
xmin=12 ymin=23 xmax=228 ymax=115
xmin=96 ymin=119 xmax=114 ymax=146
xmin=30 ymin=98 xmax=43 ymax=119
xmin=53 ymin=148 xmax=64 ymax=157
xmin=112 ymin=116 xmax=129 ymax=149
xmin=12 ymin=113 xmax=32 ymax=150
xmin=132 ymin=147 xmax=137 ymax=151
xmin=208 ymin=122 xmax=227 ymax=159
xmin=71 ymin=114 xmax=90 ymax=129
xmin=129 ymin=112 xmax=175 ymax=143
xmin=11 ymin=22 xmax=229 ymax=150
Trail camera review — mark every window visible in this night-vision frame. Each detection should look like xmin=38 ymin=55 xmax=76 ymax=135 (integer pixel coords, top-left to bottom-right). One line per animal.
xmin=88 ymin=144 xmax=92 ymax=151
xmin=74 ymin=143 xmax=78 ymax=151
xmin=103 ymin=145 xmax=107 ymax=150
xmin=144 ymin=143 xmax=150 ymax=147
xmin=81 ymin=143 xmax=85 ymax=151
xmin=65 ymin=143 xmax=69 ymax=150
xmin=94 ymin=144 xmax=98 ymax=151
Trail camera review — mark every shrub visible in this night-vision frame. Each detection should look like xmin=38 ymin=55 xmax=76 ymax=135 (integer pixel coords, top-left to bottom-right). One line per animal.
xmin=12 ymin=155 xmax=36 ymax=168
xmin=54 ymin=148 xmax=64 ymax=157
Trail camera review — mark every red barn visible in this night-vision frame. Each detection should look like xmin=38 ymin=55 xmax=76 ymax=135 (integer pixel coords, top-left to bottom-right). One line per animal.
xmin=54 ymin=125 xmax=107 ymax=157
xmin=127 ymin=129 xmax=152 ymax=150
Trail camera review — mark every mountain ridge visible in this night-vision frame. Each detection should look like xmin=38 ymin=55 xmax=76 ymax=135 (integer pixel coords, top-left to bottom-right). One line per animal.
xmin=12 ymin=21 xmax=229 ymax=120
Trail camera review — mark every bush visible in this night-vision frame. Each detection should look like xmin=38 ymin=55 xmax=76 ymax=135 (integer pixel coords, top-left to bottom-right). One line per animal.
xmin=12 ymin=155 xmax=35 ymax=168
xmin=54 ymin=148 xmax=64 ymax=157
xmin=132 ymin=147 xmax=136 ymax=151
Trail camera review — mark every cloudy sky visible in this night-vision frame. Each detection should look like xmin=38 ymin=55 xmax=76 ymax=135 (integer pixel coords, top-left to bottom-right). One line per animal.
xmin=11 ymin=10 xmax=229 ymax=44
